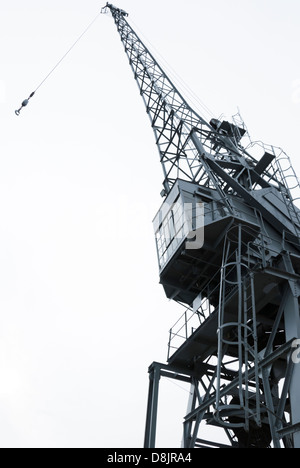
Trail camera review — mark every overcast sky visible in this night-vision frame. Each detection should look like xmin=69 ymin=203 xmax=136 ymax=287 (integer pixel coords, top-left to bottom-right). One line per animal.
xmin=1 ymin=0 xmax=300 ymax=448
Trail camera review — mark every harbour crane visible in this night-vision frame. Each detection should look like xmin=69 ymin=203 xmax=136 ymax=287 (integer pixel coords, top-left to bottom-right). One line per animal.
xmin=102 ymin=3 xmax=300 ymax=448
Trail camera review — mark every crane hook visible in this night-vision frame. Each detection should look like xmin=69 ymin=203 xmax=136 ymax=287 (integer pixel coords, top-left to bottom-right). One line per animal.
xmin=15 ymin=91 xmax=35 ymax=116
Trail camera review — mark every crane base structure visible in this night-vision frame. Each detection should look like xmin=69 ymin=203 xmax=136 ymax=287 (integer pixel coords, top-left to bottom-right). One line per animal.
xmin=102 ymin=3 xmax=300 ymax=448
xmin=144 ymin=178 xmax=300 ymax=448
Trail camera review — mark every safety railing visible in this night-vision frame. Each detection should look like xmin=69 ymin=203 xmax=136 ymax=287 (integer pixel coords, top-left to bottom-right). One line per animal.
xmin=167 ymin=225 xmax=300 ymax=360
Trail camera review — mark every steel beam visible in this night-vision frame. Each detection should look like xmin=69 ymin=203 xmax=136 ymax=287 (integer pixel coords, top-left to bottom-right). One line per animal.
xmin=283 ymin=290 xmax=300 ymax=448
xmin=185 ymin=339 xmax=295 ymax=424
xmin=144 ymin=364 xmax=161 ymax=448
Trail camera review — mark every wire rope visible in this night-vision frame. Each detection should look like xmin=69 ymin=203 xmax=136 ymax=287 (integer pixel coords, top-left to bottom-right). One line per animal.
xmin=15 ymin=10 xmax=102 ymax=116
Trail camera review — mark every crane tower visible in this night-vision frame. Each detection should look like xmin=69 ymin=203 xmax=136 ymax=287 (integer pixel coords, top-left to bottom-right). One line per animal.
xmin=102 ymin=3 xmax=300 ymax=448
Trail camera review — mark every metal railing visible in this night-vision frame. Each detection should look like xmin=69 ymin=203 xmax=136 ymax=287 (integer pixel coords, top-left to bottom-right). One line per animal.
xmin=167 ymin=225 xmax=300 ymax=360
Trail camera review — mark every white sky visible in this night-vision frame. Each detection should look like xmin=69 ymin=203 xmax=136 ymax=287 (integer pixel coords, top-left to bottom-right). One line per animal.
xmin=0 ymin=0 xmax=300 ymax=448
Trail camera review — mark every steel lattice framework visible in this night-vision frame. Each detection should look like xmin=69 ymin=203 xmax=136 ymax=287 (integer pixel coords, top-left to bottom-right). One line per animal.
xmin=102 ymin=3 xmax=300 ymax=449
xmin=103 ymin=4 xmax=300 ymax=240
